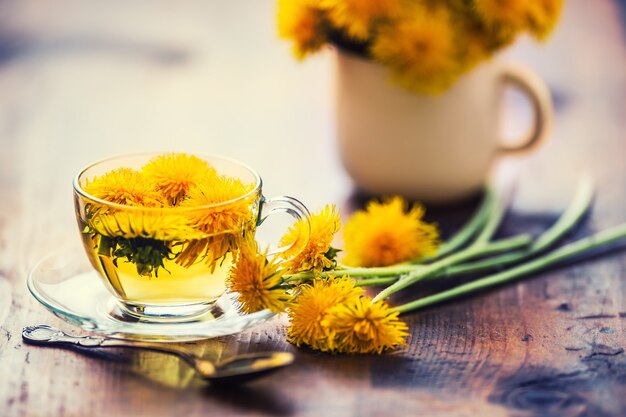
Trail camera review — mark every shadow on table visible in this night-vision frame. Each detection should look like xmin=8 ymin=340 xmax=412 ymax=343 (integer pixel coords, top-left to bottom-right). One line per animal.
xmin=202 ymin=384 xmax=295 ymax=416
xmin=489 ymin=361 xmax=626 ymax=417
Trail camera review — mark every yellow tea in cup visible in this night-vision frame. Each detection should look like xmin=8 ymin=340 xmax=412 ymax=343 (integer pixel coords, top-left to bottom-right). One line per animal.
xmin=73 ymin=153 xmax=309 ymax=321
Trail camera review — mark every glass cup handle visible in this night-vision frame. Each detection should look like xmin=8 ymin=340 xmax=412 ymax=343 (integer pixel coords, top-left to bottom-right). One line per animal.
xmin=257 ymin=196 xmax=311 ymax=258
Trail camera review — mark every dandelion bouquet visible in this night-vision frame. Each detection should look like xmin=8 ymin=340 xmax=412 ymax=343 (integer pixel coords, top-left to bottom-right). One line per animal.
xmin=232 ymin=177 xmax=626 ymax=354
xmin=278 ymin=0 xmax=564 ymax=94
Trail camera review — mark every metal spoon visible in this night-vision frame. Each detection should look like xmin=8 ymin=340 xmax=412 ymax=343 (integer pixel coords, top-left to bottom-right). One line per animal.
xmin=22 ymin=325 xmax=294 ymax=384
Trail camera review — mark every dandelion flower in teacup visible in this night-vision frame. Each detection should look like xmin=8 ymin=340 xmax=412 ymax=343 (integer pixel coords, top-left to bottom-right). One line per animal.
xmin=180 ymin=176 xmax=256 ymax=233
xmin=279 ymin=204 xmax=341 ymax=273
xmin=343 ymin=196 xmax=439 ymax=267
xmin=229 ymin=238 xmax=291 ymax=314
xmin=323 ymin=297 xmax=409 ymax=354
xmin=90 ymin=210 xmax=201 ymax=242
xmin=83 ymin=168 xmax=164 ymax=207
xmin=142 ymin=153 xmax=218 ymax=205
xmin=277 ymin=0 xmax=327 ymax=59
xmin=175 ymin=176 xmax=255 ymax=269
xmin=287 ymin=277 xmax=363 ymax=352
xmin=88 ymin=210 xmax=201 ymax=278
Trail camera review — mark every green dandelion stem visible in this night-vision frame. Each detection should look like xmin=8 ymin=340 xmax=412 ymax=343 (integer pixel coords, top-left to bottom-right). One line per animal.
xmin=281 ymin=264 xmax=420 ymax=283
xmin=391 ymin=221 xmax=626 ymax=315
xmin=354 ymin=277 xmax=398 ymax=287
xmin=529 ymin=175 xmax=594 ymax=253
xmin=443 ymin=251 xmax=528 ymax=277
xmin=440 ymin=176 xmax=593 ymax=278
xmin=475 ymin=234 xmax=532 ymax=255
xmin=473 ymin=187 xmax=507 ymax=245
xmin=282 ymin=234 xmax=530 ymax=284
xmin=359 ymin=179 xmax=590 ymax=287
xmin=425 ymin=186 xmax=494 ymax=261
xmin=283 ymin=186 xmax=501 ymax=283
xmin=374 ymin=179 xmax=593 ymax=301
xmin=285 ymin=178 xmax=593 ymax=296
xmin=371 ymin=233 xmax=531 ymax=301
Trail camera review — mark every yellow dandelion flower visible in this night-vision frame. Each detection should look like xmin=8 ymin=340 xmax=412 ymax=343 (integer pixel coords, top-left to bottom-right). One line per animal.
xmin=90 ymin=210 xmax=200 ymax=241
xmin=83 ymin=168 xmax=164 ymax=207
xmin=175 ymin=233 xmax=238 ymax=271
xmin=288 ymin=277 xmax=363 ymax=351
xmin=343 ymin=196 xmax=439 ymax=267
xmin=279 ymin=204 xmax=340 ymax=273
xmin=176 ymin=229 xmax=232 ymax=272
xmin=229 ymin=238 xmax=290 ymax=314
xmin=474 ymin=0 xmax=532 ymax=33
xmin=180 ymin=175 xmax=255 ymax=234
xmin=322 ymin=0 xmax=403 ymax=41
xmin=527 ymin=0 xmax=563 ymax=41
xmin=142 ymin=153 xmax=217 ymax=205
xmin=278 ymin=0 xmax=328 ymax=60
xmin=371 ymin=6 xmax=459 ymax=95
xmin=175 ymin=176 xmax=255 ymax=269
xmin=460 ymin=31 xmax=491 ymax=69
xmin=323 ymin=297 xmax=409 ymax=354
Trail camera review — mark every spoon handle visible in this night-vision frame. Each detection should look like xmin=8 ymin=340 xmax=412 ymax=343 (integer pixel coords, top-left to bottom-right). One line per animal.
xmin=22 ymin=325 xmax=199 ymax=365
xmin=23 ymin=325 xmax=109 ymax=347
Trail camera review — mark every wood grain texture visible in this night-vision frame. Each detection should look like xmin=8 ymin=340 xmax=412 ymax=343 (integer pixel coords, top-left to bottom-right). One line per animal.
xmin=0 ymin=1 xmax=625 ymax=416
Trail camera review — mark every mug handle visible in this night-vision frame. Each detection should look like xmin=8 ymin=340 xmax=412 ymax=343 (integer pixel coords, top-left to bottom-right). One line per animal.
xmin=498 ymin=64 xmax=553 ymax=155
xmin=256 ymin=195 xmax=311 ymax=258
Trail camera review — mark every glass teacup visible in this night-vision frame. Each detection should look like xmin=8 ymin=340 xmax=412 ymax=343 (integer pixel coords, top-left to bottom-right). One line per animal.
xmin=73 ymin=153 xmax=310 ymax=322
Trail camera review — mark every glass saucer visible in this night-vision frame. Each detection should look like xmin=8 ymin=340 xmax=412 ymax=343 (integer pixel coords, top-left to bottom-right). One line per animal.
xmin=27 ymin=245 xmax=276 ymax=342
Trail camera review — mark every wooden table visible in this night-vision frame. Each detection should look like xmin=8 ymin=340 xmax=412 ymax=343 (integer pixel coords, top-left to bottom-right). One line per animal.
xmin=1 ymin=1 xmax=625 ymax=416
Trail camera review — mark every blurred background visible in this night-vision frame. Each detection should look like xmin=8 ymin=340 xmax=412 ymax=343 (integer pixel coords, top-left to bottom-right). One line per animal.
xmin=0 ymin=0 xmax=625 ymax=272
xmin=1 ymin=3 xmax=626 ymax=416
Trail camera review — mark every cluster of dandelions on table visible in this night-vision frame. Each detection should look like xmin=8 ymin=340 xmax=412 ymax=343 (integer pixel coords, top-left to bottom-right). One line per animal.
xmin=230 ymin=197 xmax=439 ymax=354
xmin=277 ymin=0 xmax=564 ymax=94
xmin=232 ymin=176 xmax=626 ymax=356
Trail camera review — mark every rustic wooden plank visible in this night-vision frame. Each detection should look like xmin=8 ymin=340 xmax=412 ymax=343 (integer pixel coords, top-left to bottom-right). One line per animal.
xmin=0 ymin=0 xmax=624 ymax=416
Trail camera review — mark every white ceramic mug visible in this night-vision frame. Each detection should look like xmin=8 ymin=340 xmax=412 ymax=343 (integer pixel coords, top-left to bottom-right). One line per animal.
xmin=335 ymin=51 xmax=553 ymax=203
